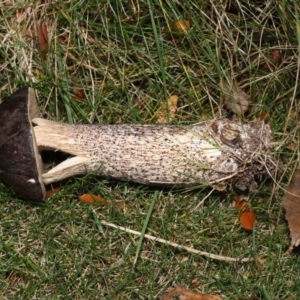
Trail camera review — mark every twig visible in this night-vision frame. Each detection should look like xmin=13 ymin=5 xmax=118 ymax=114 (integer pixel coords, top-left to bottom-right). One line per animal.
xmin=100 ymin=220 xmax=253 ymax=263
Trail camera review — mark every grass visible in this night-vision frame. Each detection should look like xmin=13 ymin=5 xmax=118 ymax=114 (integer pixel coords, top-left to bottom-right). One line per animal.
xmin=0 ymin=0 xmax=300 ymax=299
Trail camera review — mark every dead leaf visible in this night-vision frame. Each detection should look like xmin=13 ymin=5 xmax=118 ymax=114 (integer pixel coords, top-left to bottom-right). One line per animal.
xmin=191 ymin=278 xmax=200 ymax=288
xmin=256 ymin=111 xmax=268 ymax=121
xmin=282 ymin=169 xmax=300 ymax=249
xmin=79 ymin=193 xmax=107 ymax=205
xmin=239 ymin=208 xmax=255 ymax=231
xmin=37 ymin=21 xmax=48 ymax=60
xmin=261 ymin=50 xmax=282 ymax=72
xmin=160 ymin=286 xmax=222 ymax=300
xmin=45 ymin=186 xmax=60 ymax=199
xmin=223 ymin=83 xmax=249 ymax=115
xmin=287 ymin=141 xmax=297 ymax=152
xmin=173 ymin=20 xmax=191 ymax=34
xmin=234 ymin=195 xmax=255 ymax=231
xmin=72 ymin=89 xmax=85 ymax=103
xmin=156 ymin=95 xmax=178 ymax=124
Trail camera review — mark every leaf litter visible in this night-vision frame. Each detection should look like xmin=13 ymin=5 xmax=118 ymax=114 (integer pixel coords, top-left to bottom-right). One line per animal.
xmin=173 ymin=19 xmax=191 ymax=34
xmin=223 ymin=83 xmax=249 ymax=115
xmin=234 ymin=195 xmax=255 ymax=231
xmin=79 ymin=194 xmax=107 ymax=205
xmin=160 ymin=286 xmax=222 ymax=300
xmin=282 ymin=168 xmax=300 ymax=249
xmin=37 ymin=21 xmax=48 ymax=60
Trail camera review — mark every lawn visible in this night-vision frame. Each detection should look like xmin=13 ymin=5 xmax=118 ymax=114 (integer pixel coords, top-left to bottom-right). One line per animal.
xmin=0 ymin=0 xmax=300 ymax=299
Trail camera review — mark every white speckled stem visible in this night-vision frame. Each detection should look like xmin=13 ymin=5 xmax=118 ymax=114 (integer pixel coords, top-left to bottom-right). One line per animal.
xmin=32 ymin=118 xmax=276 ymax=191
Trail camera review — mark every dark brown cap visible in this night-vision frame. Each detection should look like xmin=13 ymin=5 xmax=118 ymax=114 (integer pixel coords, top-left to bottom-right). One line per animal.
xmin=0 ymin=87 xmax=45 ymax=201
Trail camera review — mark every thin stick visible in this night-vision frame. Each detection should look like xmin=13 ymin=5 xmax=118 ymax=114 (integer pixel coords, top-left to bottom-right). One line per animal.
xmin=100 ymin=220 xmax=253 ymax=263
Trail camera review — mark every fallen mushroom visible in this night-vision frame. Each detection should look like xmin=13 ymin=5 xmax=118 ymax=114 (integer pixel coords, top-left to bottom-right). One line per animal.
xmin=0 ymin=87 xmax=277 ymax=201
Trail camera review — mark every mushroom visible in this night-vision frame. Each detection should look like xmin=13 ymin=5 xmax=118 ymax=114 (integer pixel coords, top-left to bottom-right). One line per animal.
xmin=0 ymin=87 xmax=277 ymax=201
xmin=0 ymin=87 xmax=45 ymax=201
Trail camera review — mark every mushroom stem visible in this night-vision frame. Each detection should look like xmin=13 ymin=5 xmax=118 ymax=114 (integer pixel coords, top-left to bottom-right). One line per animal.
xmin=32 ymin=117 xmax=276 ymax=191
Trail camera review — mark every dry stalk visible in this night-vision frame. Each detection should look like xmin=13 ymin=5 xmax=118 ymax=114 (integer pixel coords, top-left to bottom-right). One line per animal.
xmin=33 ymin=117 xmax=276 ymax=192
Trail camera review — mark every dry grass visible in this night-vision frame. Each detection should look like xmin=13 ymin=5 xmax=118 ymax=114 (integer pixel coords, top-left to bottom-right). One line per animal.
xmin=0 ymin=0 xmax=300 ymax=299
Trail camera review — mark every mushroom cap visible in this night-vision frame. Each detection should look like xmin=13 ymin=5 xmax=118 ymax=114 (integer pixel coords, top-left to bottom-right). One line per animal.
xmin=0 ymin=87 xmax=45 ymax=201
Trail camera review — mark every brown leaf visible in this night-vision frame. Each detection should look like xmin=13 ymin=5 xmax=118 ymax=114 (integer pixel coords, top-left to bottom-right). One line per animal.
xmin=261 ymin=50 xmax=282 ymax=72
xmin=72 ymin=89 xmax=85 ymax=103
xmin=223 ymin=83 xmax=249 ymax=115
xmin=160 ymin=286 xmax=222 ymax=300
xmin=45 ymin=187 xmax=60 ymax=199
xmin=239 ymin=208 xmax=255 ymax=231
xmin=79 ymin=194 xmax=107 ymax=205
xmin=156 ymin=95 xmax=178 ymax=124
xmin=256 ymin=111 xmax=268 ymax=121
xmin=282 ymin=169 xmax=300 ymax=249
xmin=287 ymin=141 xmax=297 ymax=152
xmin=191 ymin=278 xmax=200 ymax=288
xmin=37 ymin=21 xmax=48 ymax=60
xmin=173 ymin=20 xmax=191 ymax=34
xmin=234 ymin=196 xmax=255 ymax=231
